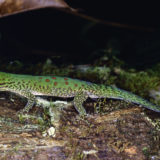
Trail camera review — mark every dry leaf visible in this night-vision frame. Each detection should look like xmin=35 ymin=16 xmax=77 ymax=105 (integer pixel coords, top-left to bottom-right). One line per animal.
xmin=0 ymin=0 xmax=73 ymax=17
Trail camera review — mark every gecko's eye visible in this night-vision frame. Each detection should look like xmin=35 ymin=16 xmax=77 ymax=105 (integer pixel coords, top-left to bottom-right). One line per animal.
xmin=0 ymin=83 xmax=6 ymax=85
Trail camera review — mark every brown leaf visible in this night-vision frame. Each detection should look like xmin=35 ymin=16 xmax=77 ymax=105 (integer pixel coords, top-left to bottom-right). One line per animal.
xmin=0 ymin=0 xmax=73 ymax=17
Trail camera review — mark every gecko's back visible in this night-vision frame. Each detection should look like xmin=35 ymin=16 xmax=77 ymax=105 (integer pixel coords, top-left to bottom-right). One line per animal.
xmin=0 ymin=72 xmax=94 ymax=97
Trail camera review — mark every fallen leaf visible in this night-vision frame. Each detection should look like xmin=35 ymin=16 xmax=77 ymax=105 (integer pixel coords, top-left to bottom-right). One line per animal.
xmin=0 ymin=0 xmax=73 ymax=17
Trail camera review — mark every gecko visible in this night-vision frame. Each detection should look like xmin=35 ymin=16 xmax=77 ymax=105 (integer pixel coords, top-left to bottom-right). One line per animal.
xmin=0 ymin=71 xmax=160 ymax=115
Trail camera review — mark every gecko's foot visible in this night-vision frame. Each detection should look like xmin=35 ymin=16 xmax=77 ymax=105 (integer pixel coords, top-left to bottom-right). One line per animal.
xmin=77 ymin=113 xmax=87 ymax=120
xmin=77 ymin=112 xmax=90 ymax=120
xmin=16 ymin=108 xmax=29 ymax=116
xmin=79 ymin=113 xmax=93 ymax=119
xmin=76 ymin=114 xmax=92 ymax=126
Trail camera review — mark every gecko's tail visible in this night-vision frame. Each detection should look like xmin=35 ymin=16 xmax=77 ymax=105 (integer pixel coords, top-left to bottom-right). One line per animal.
xmin=104 ymin=86 xmax=160 ymax=113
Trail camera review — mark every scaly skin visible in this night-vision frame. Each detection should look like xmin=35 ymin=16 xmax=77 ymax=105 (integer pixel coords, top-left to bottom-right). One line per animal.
xmin=0 ymin=72 xmax=160 ymax=115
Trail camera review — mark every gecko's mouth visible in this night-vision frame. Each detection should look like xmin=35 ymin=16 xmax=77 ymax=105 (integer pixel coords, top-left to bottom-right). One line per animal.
xmin=0 ymin=82 xmax=15 ymax=85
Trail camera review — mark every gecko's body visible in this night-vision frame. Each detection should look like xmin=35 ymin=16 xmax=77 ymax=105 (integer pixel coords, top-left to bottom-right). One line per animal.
xmin=0 ymin=71 xmax=160 ymax=115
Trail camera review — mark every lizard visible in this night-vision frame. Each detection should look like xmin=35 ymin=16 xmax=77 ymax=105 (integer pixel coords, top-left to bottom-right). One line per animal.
xmin=0 ymin=71 xmax=160 ymax=115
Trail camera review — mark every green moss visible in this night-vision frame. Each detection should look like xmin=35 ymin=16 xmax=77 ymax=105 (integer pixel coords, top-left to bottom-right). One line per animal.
xmin=142 ymin=147 xmax=150 ymax=157
xmin=17 ymin=113 xmax=49 ymax=131
xmin=73 ymin=152 xmax=85 ymax=160
xmin=116 ymin=69 xmax=160 ymax=99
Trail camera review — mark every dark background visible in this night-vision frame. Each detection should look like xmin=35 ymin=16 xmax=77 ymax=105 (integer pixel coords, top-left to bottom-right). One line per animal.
xmin=0 ymin=1 xmax=160 ymax=68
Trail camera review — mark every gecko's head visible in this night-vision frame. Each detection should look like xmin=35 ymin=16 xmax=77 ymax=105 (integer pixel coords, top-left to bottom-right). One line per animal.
xmin=0 ymin=72 xmax=9 ymax=80
xmin=0 ymin=72 xmax=10 ymax=90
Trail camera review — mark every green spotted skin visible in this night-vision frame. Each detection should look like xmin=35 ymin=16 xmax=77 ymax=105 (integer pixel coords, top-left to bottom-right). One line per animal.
xmin=0 ymin=71 xmax=160 ymax=115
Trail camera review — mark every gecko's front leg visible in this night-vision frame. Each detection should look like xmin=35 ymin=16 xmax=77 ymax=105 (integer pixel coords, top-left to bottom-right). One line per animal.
xmin=73 ymin=91 xmax=88 ymax=116
xmin=17 ymin=90 xmax=36 ymax=113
